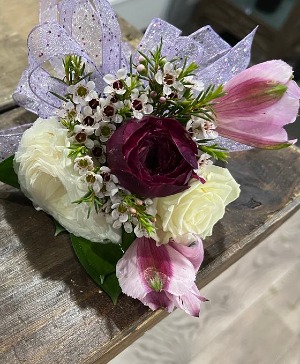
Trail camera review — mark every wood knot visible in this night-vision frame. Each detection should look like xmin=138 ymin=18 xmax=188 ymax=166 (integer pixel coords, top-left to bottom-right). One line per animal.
xmin=245 ymin=198 xmax=262 ymax=209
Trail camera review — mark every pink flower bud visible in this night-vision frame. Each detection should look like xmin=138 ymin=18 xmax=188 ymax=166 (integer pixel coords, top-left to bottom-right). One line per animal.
xmin=136 ymin=64 xmax=146 ymax=74
xmin=129 ymin=207 xmax=137 ymax=214
xmin=138 ymin=55 xmax=146 ymax=63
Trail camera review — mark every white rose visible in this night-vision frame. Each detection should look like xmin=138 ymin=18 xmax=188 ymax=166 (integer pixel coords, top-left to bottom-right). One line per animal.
xmin=154 ymin=165 xmax=240 ymax=243
xmin=14 ymin=117 xmax=121 ymax=243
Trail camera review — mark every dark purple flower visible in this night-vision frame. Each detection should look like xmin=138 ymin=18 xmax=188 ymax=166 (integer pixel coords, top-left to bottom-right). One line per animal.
xmin=106 ymin=116 xmax=198 ymax=198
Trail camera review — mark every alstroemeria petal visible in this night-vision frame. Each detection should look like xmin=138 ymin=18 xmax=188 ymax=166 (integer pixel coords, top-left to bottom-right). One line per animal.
xmin=224 ymin=60 xmax=293 ymax=89
xmin=116 ymin=237 xmax=205 ymax=315
xmin=217 ymin=87 xmax=299 ymax=147
xmin=116 ymin=239 xmax=152 ymax=300
xmin=173 ymin=284 xmax=207 ymax=317
xmin=169 ymin=235 xmax=204 ymax=272
xmin=287 ymin=80 xmax=300 ymax=98
xmin=214 ymin=60 xmax=300 ymax=148
xmin=136 ymin=238 xmax=196 ymax=296
xmin=141 ymin=291 xmax=175 ymax=312
xmin=164 ymin=244 xmax=198 ymax=296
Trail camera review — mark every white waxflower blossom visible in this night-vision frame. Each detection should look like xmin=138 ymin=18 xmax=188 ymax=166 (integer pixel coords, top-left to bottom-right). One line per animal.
xmin=130 ymin=90 xmax=153 ymax=119
xmin=81 ymin=114 xmax=99 ymax=128
xmin=97 ymin=98 xmax=123 ymax=123
xmin=96 ymin=167 xmax=119 ymax=198
xmin=123 ymin=221 xmax=133 ymax=233
xmin=184 ymin=76 xmax=204 ymax=92
xmin=111 ymin=202 xmax=129 ymax=229
xmin=103 ymin=68 xmax=127 ymax=95
xmin=95 ymin=122 xmax=116 ymax=142
xmin=197 ymin=153 xmax=213 ymax=169
xmin=144 ymin=198 xmax=156 ymax=216
xmin=84 ymin=171 xmax=103 ymax=194
xmin=155 ymin=62 xmax=184 ymax=96
xmin=73 ymin=125 xmax=95 ymax=149
xmin=57 ymin=101 xmax=81 ymax=120
xmin=134 ymin=225 xmax=148 ymax=238
xmin=91 ymin=140 xmax=106 ymax=164
xmin=14 ymin=117 xmax=121 ymax=243
xmin=68 ymin=80 xmax=97 ymax=106
xmin=187 ymin=115 xmax=218 ymax=140
xmin=74 ymin=155 xmax=94 ymax=175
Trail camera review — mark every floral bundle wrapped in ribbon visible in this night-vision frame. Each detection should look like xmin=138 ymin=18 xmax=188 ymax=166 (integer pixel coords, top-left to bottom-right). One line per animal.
xmin=1 ymin=0 xmax=299 ymax=317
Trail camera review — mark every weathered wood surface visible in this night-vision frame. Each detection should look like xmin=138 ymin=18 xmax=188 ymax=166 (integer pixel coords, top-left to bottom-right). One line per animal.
xmin=193 ymin=0 xmax=300 ymax=61
xmin=1 ymin=1 xmax=300 ymax=363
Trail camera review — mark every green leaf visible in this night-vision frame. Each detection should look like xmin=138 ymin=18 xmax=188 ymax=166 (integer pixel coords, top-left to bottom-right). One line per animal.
xmin=0 ymin=155 xmax=20 ymax=189
xmin=100 ymin=273 xmax=122 ymax=305
xmin=263 ymin=142 xmax=293 ymax=150
xmin=49 ymin=91 xmax=69 ymax=102
xmin=121 ymin=229 xmax=135 ymax=252
xmin=53 ymin=220 xmax=66 ymax=236
xmin=70 ymin=234 xmax=124 ymax=304
xmin=198 ymin=144 xmax=229 ymax=162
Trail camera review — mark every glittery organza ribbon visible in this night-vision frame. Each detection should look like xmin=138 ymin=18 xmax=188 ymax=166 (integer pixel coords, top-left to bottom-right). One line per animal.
xmin=1 ymin=0 xmax=254 ymax=162
xmin=0 ymin=124 xmax=32 ymax=161
xmin=13 ymin=0 xmax=256 ymax=117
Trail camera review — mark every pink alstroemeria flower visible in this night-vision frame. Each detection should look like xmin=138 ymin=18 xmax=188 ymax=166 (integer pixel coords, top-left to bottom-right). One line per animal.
xmin=213 ymin=60 xmax=300 ymax=148
xmin=116 ymin=236 xmax=207 ymax=316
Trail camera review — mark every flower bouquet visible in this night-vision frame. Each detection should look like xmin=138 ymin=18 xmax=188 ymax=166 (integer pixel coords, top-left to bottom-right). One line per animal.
xmin=0 ymin=0 xmax=299 ymax=317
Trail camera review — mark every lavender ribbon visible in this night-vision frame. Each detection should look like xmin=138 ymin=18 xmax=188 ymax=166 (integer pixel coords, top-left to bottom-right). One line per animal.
xmin=0 ymin=124 xmax=32 ymax=161
xmin=8 ymin=0 xmax=255 ymax=156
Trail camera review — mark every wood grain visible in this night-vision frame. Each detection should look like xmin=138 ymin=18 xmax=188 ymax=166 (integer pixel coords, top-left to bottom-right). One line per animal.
xmin=0 ymin=0 xmax=38 ymax=111
xmin=0 ymin=108 xmax=37 ymax=130
xmin=192 ymin=0 xmax=300 ymax=61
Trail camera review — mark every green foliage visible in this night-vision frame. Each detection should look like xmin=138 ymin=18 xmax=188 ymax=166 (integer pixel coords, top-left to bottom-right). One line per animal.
xmin=53 ymin=219 xmax=66 ymax=236
xmin=198 ymin=143 xmax=229 ymax=162
xmin=195 ymin=84 xmax=225 ymax=105
xmin=73 ymin=188 xmax=104 ymax=217
xmin=68 ymin=144 xmax=89 ymax=159
xmin=0 ymin=155 xmax=20 ymax=189
xmin=70 ymin=228 xmax=136 ymax=304
xmin=263 ymin=142 xmax=293 ymax=150
xmin=99 ymin=273 xmax=122 ymax=304
xmin=122 ymin=194 xmax=156 ymax=236
xmin=121 ymin=229 xmax=135 ymax=252
xmin=49 ymin=91 xmax=69 ymax=102
xmin=63 ymin=55 xmax=91 ymax=86
xmin=70 ymin=234 xmax=125 ymax=304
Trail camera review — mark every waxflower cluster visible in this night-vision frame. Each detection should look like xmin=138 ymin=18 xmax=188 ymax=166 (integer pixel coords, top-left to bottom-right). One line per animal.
xmin=53 ymin=47 xmax=228 ymax=238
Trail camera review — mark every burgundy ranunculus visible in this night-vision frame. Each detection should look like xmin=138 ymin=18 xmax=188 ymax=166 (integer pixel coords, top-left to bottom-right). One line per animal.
xmin=106 ymin=116 xmax=198 ymax=198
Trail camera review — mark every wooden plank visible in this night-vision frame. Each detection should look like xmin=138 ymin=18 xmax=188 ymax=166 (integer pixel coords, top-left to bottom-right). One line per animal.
xmin=0 ymin=0 xmax=141 ymax=112
xmin=192 ymin=0 xmax=300 ymax=60
xmin=0 ymin=0 xmax=38 ymax=111
xmin=0 ymin=110 xmax=300 ymax=363
xmin=0 ymin=107 xmax=37 ymax=130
